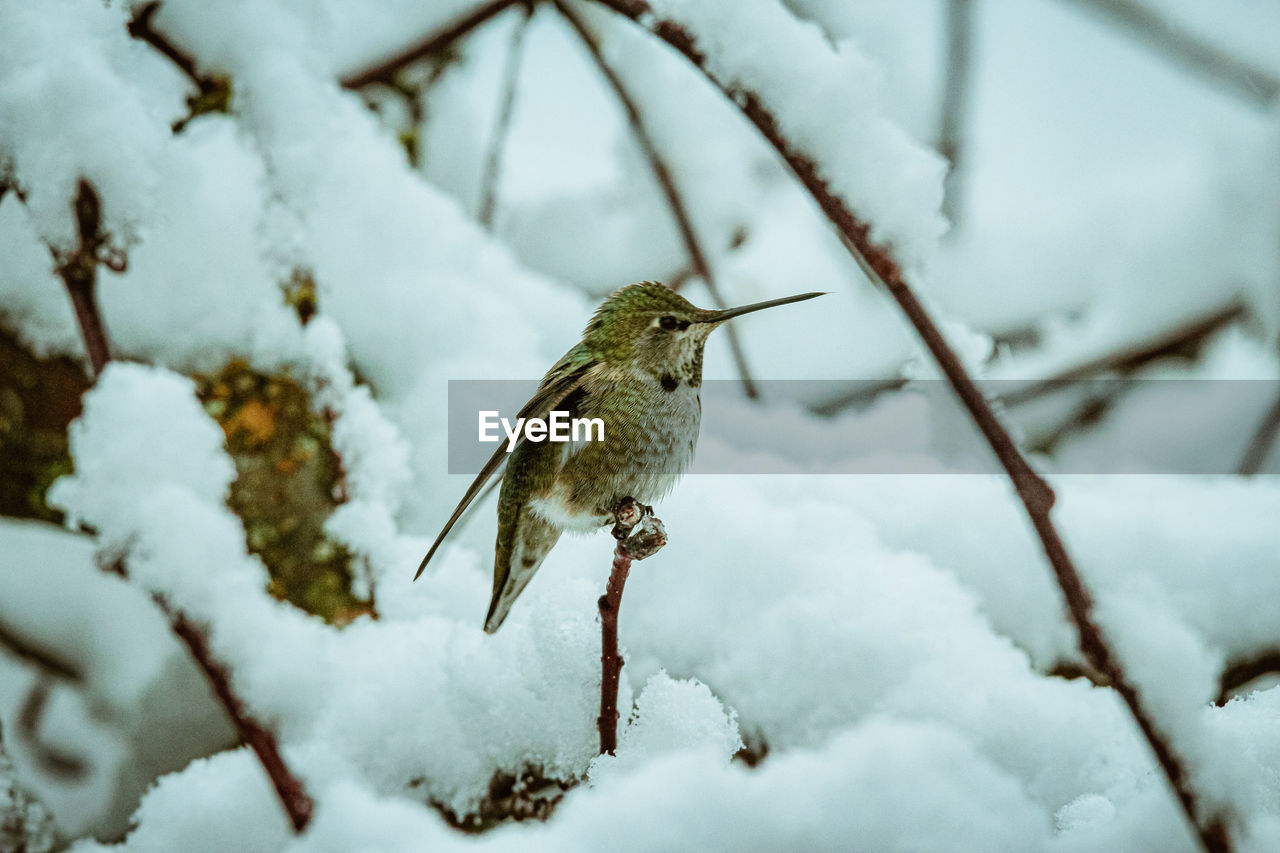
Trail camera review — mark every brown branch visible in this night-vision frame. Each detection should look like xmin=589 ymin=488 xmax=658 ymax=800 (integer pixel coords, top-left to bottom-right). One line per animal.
xmin=554 ymin=1 xmax=761 ymax=401
xmin=1237 ymin=391 xmax=1280 ymax=475
xmin=588 ymin=3 xmax=1230 ymax=850
xmin=128 ymin=2 xmax=232 ymax=133
xmin=811 ymin=299 xmax=1246 ymax=418
xmin=128 ymin=2 xmax=202 ymax=87
xmin=597 ymin=546 xmax=630 ymax=756
xmin=340 ymin=0 xmax=522 ymax=90
xmin=999 ymin=300 xmax=1247 ymax=407
xmin=49 ymin=179 xmax=314 ymax=828
xmin=1055 ymin=0 xmax=1280 ymax=107
xmin=104 ymin=554 xmax=315 ymax=831
xmin=1217 ymin=649 xmax=1280 ymax=706
xmin=0 ymin=618 xmax=82 ymax=684
xmin=598 ymin=500 xmax=666 ymax=755
xmin=17 ymin=679 xmax=88 ymax=780
xmin=51 ymin=181 xmax=117 ymax=378
xmin=937 ymin=0 xmax=975 ymax=226
xmin=477 ymin=3 xmax=534 ymax=228
xmin=163 ymin=601 xmax=313 ymax=830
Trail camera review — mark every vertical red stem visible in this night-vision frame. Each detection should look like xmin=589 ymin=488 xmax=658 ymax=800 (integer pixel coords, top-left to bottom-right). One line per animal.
xmin=597 ymin=543 xmax=632 ymax=754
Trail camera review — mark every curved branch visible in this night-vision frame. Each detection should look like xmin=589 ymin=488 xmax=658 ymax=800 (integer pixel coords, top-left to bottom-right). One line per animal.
xmin=555 ymin=1 xmax=760 ymax=399
xmin=1237 ymin=392 xmax=1280 ymax=475
xmin=51 ymin=181 xmax=116 ymax=378
xmin=163 ymin=601 xmax=313 ymax=830
xmin=0 ymin=618 xmax=82 ymax=684
xmin=587 ymin=3 xmax=1230 ymax=850
xmin=1217 ymin=649 xmax=1280 ymax=706
xmin=477 ymin=3 xmax=534 ymax=228
xmin=48 ymin=179 xmax=314 ymax=830
xmin=1055 ymin=0 xmax=1280 ymax=108
xmin=340 ymin=0 xmax=522 ymax=90
xmin=128 ymin=2 xmax=202 ymax=88
xmin=18 ymin=679 xmax=88 ymax=780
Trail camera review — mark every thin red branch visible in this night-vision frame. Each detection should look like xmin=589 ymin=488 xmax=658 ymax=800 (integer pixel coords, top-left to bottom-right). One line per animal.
xmin=597 ymin=544 xmax=631 ymax=755
xmin=588 ymin=3 xmax=1230 ymax=850
xmin=340 ymin=0 xmax=522 ymax=90
xmin=165 ymin=602 xmax=314 ymax=830
xmin=477 ymin=3 xmax=534 ymax=228
xmin=46 ymin=179 xmax=314 ymax=830
xmin=51 ymin=181 xmax=115 ymax=377
xmin=554 ymin=1 xmax=760 ymax=400
xmin=598 ymin=504 xmax=666 ymax=754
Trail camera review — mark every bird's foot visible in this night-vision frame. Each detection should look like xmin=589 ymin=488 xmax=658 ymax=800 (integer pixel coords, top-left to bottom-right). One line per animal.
xmin=612 ymin=497 xmax=665 ymax=560
xmin=611 ymin=497 xmax=651 ymax=538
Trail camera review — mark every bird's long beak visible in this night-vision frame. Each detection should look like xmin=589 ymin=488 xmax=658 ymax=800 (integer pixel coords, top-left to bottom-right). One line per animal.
xmin=701 ymin=291 xmax=826 ymax=324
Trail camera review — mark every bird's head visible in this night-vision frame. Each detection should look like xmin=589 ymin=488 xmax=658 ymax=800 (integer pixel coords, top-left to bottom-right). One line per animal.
xmin=584 ymin=281 xmax=823 ymax=384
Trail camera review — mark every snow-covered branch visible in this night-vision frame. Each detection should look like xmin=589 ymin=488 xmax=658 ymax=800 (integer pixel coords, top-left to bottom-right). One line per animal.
xmin=339 ymin=0 xmax=522 ymax=90
xmin=585 ymin=1 xmax=1234 ymax=849
xmin=553 ymin=0 xmax=761 ymax=398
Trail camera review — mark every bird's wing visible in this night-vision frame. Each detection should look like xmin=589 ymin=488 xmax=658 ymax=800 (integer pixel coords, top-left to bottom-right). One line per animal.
xmin=413 ymin=353 xmax=596 ymax=580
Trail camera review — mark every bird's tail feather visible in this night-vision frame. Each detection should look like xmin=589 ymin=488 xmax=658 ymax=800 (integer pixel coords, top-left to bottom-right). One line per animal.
xmin=484 ymin=511 xmax=561 ymax=633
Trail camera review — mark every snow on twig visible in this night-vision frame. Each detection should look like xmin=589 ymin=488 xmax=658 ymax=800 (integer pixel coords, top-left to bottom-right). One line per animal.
xmin=340 ymin=0 xmax=523 ymax=90
xmin=555 ymin=1 xmax=761 ymax=399
xmin=586 ymin=1 xmax=1233 ymax=849
xmin=50 ymin=181 xmax=117 ymax=378
xmin=44 ymin=180 xmax=316 ymax=831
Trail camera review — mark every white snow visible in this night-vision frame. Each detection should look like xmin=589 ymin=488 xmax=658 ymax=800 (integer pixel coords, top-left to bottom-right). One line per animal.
xmin=1 ymin=0 xmax=1279 ymax=850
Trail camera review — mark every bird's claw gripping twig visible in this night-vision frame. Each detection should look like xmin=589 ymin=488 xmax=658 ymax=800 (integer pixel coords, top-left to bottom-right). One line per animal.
xmin=611 ymin=497 xmax=665 ymax=559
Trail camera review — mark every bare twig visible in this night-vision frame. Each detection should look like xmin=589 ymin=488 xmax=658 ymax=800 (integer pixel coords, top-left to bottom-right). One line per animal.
xmin=340 ymin=0 xmax=522 ymax=90
xmin=0 ymin=620 xmax=88 ymax=780
xmin=1055 ymin=0 xmax=1280 ymax=107
xmin=101 ymin=553 xmax=316 ymax=830
xmin=17 ymin=679 xmax=88 ymax=780
xmin=1237 ymin=391 xmax=1280 ymax=475
xmin=937 ymin=0 xmax=975 ymax=226
xmin=999 ymin=300 xmax=1247 ymax=407
xmin=811 ymin=299 xmax=1246 ymax=418
xmin=477 ymin=3 xmax=534 ymax=227
xmin=128 ymin=2 xmax=202 ymax=87
xmin=128 ymin=3 xmax=232 ymax=132
xmin=555 ymin=2 xmax=760 ymax=400
xmin=0 ymin=619 xmax=82 ymax=684
xmin=1217 ymin=649 xmax=1280 ymax=706
xmin=51 ymin=181 xmax=118 ymax=377
xmin=598 ymin=500 xmax=666 ymax=755
xmin=47 ymin=178 xmax=314 ymax=830
xmin=163 ymin=600 xmax=313 ymax=830
xmin=588 ymin=3 xmax=1230 ymax=849
xmin=597 ymin=545 xmax=631 ymax=756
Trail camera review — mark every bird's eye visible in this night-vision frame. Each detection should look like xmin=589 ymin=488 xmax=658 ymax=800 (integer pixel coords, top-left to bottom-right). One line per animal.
xmin=659 ymin=315 xmax=678 ymax=330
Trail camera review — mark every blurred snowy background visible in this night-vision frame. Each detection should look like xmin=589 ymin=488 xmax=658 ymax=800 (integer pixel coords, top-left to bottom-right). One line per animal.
xmin=1 ymin=0 xmax=1279 ymax=850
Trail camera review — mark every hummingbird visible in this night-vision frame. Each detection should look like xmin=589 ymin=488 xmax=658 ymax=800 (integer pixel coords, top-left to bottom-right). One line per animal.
xmin=414 ymin=281 xmax=823 ymax=633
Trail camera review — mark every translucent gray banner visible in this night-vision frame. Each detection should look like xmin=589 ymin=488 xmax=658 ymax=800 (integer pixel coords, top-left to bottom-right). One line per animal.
xmin=447 ymin=379 xmax=1280 ymax=475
